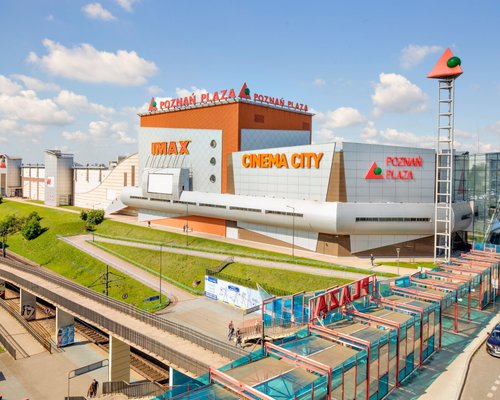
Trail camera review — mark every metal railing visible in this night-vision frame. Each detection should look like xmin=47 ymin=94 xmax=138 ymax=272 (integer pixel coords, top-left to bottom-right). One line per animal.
xmin=55 ymin=237 xmax=247 ymax=360
xmin=103 ymin=380 xmax=165 ymax=397
xmin=0 ymin=322 xmax=18 ymax=359
xmin=0 ymin=297 xmax=52 ymax=353
xmin=0 ymin=258 xmax=246 ymax=374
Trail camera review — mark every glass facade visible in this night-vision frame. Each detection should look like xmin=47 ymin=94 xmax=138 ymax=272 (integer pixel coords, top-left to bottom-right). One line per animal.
xmin=454 ymin=152 xmax=500 ymax=245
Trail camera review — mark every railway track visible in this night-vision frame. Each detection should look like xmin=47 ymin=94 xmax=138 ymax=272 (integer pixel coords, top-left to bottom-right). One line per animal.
xmin=3 ymin=287 xmax=169 ymax=384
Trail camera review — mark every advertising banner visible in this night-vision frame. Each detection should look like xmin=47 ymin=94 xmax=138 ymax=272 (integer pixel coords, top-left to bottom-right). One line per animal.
xmin=57 ymin=324 xmax=75 ymax=347
xmin=204 ymin=276 xmax=262 ymax=311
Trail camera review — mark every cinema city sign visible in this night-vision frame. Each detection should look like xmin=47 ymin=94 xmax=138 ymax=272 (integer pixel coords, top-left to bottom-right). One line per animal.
xmin=148 ymin=83 xmax=309 ymax=112
xmin=242 ymin=152 xmax=324 ymax=169
xmin=365 ymin=156 xmax=423 ymax=181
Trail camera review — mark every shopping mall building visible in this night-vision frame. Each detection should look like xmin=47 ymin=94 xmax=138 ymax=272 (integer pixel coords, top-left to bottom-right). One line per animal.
xmin=4 ymin=83 xmax=498 ymax=257
xmin=113 ymin=83 xmax=483 ymax=257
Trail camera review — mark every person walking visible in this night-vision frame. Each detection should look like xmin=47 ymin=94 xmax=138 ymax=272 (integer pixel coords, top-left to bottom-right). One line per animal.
xmin=235 ymin=327 xmax=242 ymax=348
xmin=228 ymin=320 xmax=234 ymax=341
xmin=370 ymin=254 xmax=375 ymax=267
xmin=90 ymin=379 xmax=99 ymax=398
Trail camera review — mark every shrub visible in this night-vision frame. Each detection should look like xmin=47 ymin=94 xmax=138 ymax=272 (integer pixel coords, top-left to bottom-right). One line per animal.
xmin=27 ymin=211 xmax=42 ymax=222
xmin=21 ymin=217 xmax=42 ymax=240
xmin=0 ymin=196 xmax=3 ymax=204
xmin=80 ymin=210 xmax=88 ymax=221
xmin=85 ymin=221 xmax=96 ymax=232
xmin=87 ymin=209 xmax=105 ymax=225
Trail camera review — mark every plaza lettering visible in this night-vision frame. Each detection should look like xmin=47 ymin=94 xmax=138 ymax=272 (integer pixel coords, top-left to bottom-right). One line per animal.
xmin=253 ymin=93 xmax=308 ymax=112
xmin=384 ymin=155 xmax=422 ymax=180
xmin=242 ymin=152 xmax=323 ymax=169
xmin=151 ymin=140 xmax=190 ymax=155
xmin=312 ymin=276 xmax=373 ymax=319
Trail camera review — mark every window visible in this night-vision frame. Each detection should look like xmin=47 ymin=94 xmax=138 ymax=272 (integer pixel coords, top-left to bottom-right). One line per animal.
xmin=123 ymin=172 xmax=127 ymax=186
xmin=254 ymin=114 xmax=264 ymax=123
xmin=210 ymin=175 xmax=216 ymax=183
xmin=229 ymin=206 xmax=261 ymax=213
xmin=265 ymin=210 xmax=304 ymax=217
xmin=210 ymin=139 xmax=217 ymax=148
xmin=131 ymin=165 xmax=135 ymax=186
xmin=199 ymin=203 xmax=226 ymax=209
xmin=210 ymin=157 xmax=216 ymax=166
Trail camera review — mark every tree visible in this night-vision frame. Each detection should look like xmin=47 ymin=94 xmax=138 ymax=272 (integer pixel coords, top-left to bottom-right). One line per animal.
xmin=0 ymin=214 xmax=23 ymax=257
xmin=21 ymin=217 xmax=42 ymax=240
xmin=80 ymin=210 xmax=88 ymax=221
xmin=87 ymin=209 xmax=105 ymax=225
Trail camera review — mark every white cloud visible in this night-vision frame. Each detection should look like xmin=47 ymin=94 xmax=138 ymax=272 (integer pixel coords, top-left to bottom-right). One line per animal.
xmin=28 ymin=39 xmax=158 ymax=86
xmin=147 ymin=85 xmax=163 ymax=95
xmin=175 ymin=86 xmax=208 ymax=98
xmin=55 ymin=90 xmax=115 ymax=116
xmin=311 ymin=107 xmax=365 ymax=142
xmin=11 ymin=74 xmax=60 ymax=92
xmin=47 ymin=15 xmax=54 ymax=21
xmin=312 ymin=78 xmax=326 ymax=87
xmin=116 ymin=0 xmax=138 ymax=12
xmin=372 ymin=73 xmax=427 ymax=116
xmin=0 ymin=86 xmax=74 ymax=125
xmin=400 ymin=45 xmax=442 ymax=69
xmin=82 ymin=3 xmax=116 ymax=21
xmin=0 ymin=119 xmax=47 ymax=140
xmin=0 ymin=75 xmax=22 ymax=95
xmin=361 ymin=121 xmax=378 ymax=139
xmin=62 ymin=120 xmax=136 ymax=144
xmin=62 ymin=130 xmax=88 ymax=141
xmin=317 ymin=107 xmax=366 ymax=129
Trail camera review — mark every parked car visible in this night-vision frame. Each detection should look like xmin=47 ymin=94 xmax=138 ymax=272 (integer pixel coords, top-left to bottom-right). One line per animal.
xmin=486 ymin=322 xmax=500 ymax=357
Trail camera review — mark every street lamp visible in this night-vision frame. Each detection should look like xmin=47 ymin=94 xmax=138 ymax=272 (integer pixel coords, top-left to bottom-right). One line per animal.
xmin=396 ymin=247 xmax=401 ymax=275
xmin=159 ymin=243 xmax=163 ymax=304
xmin=286 ymin=205 xmax=295 ymax=260
xmin=185 ymin=203 xmax=189 ymax=247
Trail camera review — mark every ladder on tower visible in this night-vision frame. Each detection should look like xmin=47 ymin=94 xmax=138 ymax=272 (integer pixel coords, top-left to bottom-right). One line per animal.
xmin=434 ymin=78 xmax=456 ymax=262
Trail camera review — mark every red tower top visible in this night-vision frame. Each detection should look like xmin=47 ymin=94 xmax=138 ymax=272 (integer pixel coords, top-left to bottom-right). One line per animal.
xmin=427 ymin=48 xmax=463 ymax=79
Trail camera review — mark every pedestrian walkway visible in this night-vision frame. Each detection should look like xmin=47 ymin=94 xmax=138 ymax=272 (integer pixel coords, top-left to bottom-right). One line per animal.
xmin=0 ymin=307 xmax=45 ymax=358
xmin=9 ymin=197 xmax=426 ymax=276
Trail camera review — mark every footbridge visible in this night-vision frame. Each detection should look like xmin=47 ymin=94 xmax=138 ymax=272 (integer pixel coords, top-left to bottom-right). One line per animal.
xmin=0 ymin=258 xmax=246 ymax=380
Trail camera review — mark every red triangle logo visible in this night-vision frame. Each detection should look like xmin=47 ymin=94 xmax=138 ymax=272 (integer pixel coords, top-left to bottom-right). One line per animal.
xmin=365 ymin=162 xmax=384 ymax=179
xmin=427 ymin=48 xmax=463 ymax=79
xmin=148 ymin=97 xmax=157 ymax=112
xmin=238 ymin=82 xmax=251 ymax=99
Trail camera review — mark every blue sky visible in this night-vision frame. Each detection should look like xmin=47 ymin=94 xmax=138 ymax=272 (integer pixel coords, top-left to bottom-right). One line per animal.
xmin=0 ymin=0 xmax=499 ymax=163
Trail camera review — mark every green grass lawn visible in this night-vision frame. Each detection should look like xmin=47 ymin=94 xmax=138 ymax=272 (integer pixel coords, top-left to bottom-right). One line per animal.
xmin=381 ymin=261 xmax=437 ymax=269
xmin=93 ymin=241 xmax=352 ymax=294
xmin=0 ymin=200 xmax=159 ymax=309
xmin=95 ymin=221 xmax=396 ymax=278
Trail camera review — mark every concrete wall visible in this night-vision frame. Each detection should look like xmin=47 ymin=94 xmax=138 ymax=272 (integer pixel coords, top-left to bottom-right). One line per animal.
xmin=44 ymin=151 xmax=74 ymax=206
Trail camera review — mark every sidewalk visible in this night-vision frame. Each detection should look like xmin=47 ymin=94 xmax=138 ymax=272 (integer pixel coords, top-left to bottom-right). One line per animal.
xmin=0 ymin=307 xmax=45 ymax=358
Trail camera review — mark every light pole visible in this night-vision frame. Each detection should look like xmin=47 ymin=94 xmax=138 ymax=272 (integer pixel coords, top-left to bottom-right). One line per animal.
xmin=286 ymin=205 xmax=295 ymax=260
xmin=159 ymin=243 xmax=163 ymax=304
xmin=185 ymin=203 xmax=189 ymax=247
xmin=396 ymin=247 xmax=401 ymax=276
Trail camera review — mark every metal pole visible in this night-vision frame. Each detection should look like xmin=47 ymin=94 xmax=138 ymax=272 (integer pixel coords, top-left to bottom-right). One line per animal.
xmin=286 ymin=205 xmax=295 ymax=259
xmin=159 ymin=243 xmax=162 ymax=304
xmin=105 ymin=264 xmax=109 ymax=297
xmin=397 ymin=248 xmax=400 ymax=275
xmin=186 ymin=203 xmax=189 ymax=247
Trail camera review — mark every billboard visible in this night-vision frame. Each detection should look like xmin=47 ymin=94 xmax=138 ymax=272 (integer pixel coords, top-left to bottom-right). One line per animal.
xmin=205 ymin=276 xmax=262 ymax=310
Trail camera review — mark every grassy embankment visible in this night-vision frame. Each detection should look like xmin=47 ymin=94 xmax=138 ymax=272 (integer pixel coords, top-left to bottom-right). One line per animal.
xmin=381 ymin=261 xmax=437 ymax=269
xmin=92 ymin=241 xmax=351 ymax=294
xmin=95 ymin=220 xmax=396 ymax=278
xmin=0 ymin=200 xmax=159 ymax=310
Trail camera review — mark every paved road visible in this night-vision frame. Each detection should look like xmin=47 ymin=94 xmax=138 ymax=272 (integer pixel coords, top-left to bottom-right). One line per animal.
xmin=461 ymin=336 xmax=500 ymax=400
